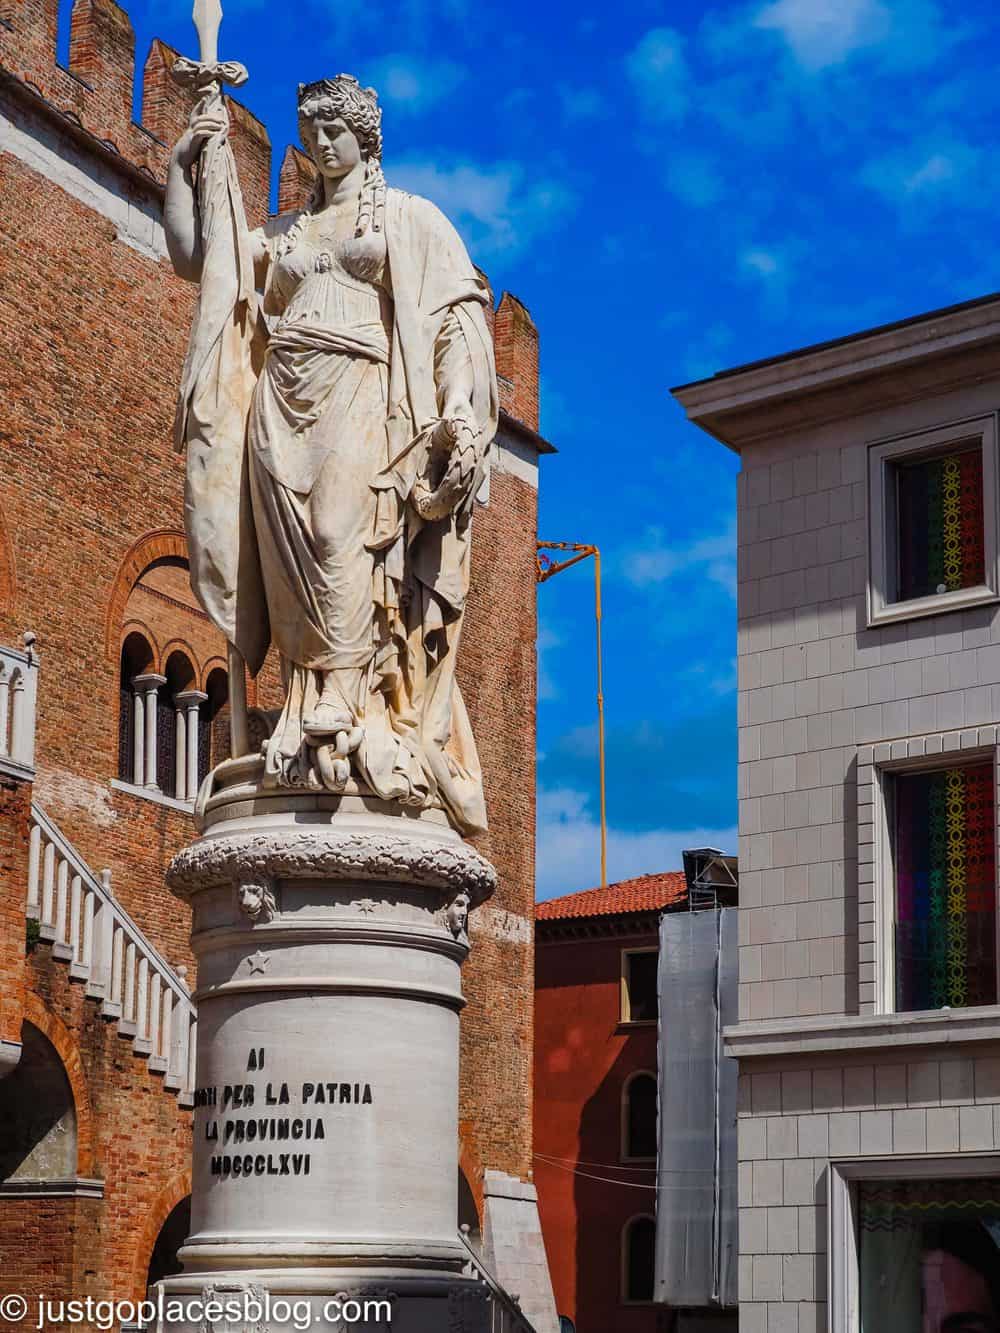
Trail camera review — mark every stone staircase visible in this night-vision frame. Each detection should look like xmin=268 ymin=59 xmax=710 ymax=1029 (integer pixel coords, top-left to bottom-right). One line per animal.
xmin=0 ymin=635 xmax=197 ymax=1106
xmin=25 ymin=802 xmax=197 ymax=1105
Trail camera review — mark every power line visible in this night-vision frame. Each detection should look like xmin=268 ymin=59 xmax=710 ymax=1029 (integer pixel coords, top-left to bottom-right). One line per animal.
xmin=533 ymin=1154 xmax=736 ymax=1191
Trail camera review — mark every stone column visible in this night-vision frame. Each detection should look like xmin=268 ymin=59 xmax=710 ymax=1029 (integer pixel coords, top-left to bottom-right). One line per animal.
xmin=158 ymin=791 xmax=497 ymax=1332
xmin=132 ymin=689 xmax=145 ymax=785
xmin=175 ymin=690 xmax=208 ymax=802
xmin=133 ymin=672 xmax=166 ymax=789
xmin=174 ymin=707 xmax=186 ymax=801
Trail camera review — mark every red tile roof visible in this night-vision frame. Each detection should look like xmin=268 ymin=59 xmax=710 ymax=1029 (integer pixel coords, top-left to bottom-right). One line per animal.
xmin=536 ymin=872 xmax=688 ymax=921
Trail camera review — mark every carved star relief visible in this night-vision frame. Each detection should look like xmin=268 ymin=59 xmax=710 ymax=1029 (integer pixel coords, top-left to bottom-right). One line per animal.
xmin=246 ymin=950 xmax=270 ymax=975
xmin=356 ymin=899 xmax=377 ymax=914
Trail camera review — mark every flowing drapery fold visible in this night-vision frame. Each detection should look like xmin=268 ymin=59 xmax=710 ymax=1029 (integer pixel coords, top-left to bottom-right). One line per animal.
xmin=174 ymin=119 xmax=269 ymax=675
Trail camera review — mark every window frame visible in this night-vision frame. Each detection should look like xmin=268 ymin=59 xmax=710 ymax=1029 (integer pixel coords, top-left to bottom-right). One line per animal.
xmin=620 ymin=1212 xmax=657 ymax=1307
xmin=620 ymin=1069 xmax=658 ymax=1165
xmin=620 ymin=947 xmax=659 ymax=1026
xmin=857 ymin=734 xmax=1000 ymax=1017
xmin=829 ymin=1154 xmax=1000 ymax=1333
xmin=866 ymin=413 xmax=1000 ymax=628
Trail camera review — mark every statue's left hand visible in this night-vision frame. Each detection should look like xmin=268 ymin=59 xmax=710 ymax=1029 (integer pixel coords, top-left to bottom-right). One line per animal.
xmin=432 ymin=416 xmax=476 ymax=454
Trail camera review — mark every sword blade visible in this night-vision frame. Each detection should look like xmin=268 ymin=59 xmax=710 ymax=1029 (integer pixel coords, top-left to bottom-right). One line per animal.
xmin=192 ymin=0 xmax=223 ymax=65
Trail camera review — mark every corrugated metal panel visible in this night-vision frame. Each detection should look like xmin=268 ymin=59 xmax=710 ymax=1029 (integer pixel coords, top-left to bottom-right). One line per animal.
xmin=653 ymin=908 xmax=738 ymax=1308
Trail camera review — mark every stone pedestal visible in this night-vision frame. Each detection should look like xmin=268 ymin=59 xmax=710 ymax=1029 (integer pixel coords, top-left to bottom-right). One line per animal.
xmin=155 ymin=779 xmax=498 ymax=1331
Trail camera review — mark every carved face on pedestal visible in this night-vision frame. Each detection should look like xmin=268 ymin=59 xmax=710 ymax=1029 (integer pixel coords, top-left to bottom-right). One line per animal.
xmin=236 ymin=879 xmax=276 ymax=923
xmin=446 ymin=891 xmax=471 ymax=940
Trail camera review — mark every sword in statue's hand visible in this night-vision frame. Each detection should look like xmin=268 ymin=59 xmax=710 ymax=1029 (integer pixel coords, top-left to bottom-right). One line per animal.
xmin=170 ymin=0 xmax=248 ymax=116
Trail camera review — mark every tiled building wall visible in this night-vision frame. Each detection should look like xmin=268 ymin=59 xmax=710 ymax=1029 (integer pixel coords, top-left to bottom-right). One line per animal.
xmin=736 ymin=375 xmax=1000 ymax=1025
xmin=737 ymin=1053 xmax=1000 ymax=1333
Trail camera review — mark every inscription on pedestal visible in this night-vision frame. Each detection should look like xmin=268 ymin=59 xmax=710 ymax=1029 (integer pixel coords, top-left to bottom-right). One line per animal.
xmin=196 ymin=1048 xmax=374 ymax=1181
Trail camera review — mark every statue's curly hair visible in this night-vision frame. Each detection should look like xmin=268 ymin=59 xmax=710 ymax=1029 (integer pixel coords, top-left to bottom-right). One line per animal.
xmin=279 ymin=74 xmax=387 ymax=261
xmin=297 ymin=74 xmax=383 ymax=164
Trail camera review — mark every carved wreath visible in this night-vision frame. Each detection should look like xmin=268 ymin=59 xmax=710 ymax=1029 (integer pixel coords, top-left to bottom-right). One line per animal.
xmin=169 ymin=831 xmax=497 ymax=904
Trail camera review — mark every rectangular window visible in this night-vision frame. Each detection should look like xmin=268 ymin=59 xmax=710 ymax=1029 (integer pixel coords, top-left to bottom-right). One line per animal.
xmin=867 ymin=416 xmax=999 ymax=626
xmin=621 ymin=949 xmax=658 ymax=1024
xmin=891 ymin=762 xmax=997 ymax=1012
xmin=859 ymin=1177 xmax=1000 ymax=1332
xmin=831 ymin=1160 xmax=1000 ymax=1333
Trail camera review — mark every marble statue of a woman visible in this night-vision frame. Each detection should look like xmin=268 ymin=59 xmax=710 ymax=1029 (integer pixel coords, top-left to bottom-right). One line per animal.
xmin=164 ymin=71 xmax=498 ymax=836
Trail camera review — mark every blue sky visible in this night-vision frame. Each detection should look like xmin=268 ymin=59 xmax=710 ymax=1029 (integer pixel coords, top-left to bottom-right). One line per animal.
xmin=114 ymin=0 xmax=1000 ymax=898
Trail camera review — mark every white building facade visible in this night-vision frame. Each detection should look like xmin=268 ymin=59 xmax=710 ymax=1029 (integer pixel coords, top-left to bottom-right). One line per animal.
xmin=674 ymin=295 xmax=1000 ymax=1333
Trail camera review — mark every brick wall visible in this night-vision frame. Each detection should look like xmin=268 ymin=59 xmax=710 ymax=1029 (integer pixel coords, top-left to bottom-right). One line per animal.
xmin=0 ymin=0 xmax=544 ymax=1301
xmin=0 ymin=779 xmax=30 ymax=1052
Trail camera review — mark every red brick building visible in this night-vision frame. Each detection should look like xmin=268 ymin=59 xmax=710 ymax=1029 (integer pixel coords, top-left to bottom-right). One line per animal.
xmin=534 ymin=874 xmax=689 ymax=1333
xmin=0 ymin=2 xmax=555 ymax=1320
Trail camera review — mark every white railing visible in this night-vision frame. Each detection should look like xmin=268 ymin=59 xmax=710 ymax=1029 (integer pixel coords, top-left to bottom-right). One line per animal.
xmin=460 ymin=1227 xmax=537 ymax=1332
xmin=0 ymin=633 xmax=38 ymax=779
xmin=26 ymin=803 xmax=196 ymax=1106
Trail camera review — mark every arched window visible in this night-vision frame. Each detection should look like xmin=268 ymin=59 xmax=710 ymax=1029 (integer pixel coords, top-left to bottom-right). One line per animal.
xmin=0 ymin=1022 xmax=76 ymax=1182
xmin=147 ymin=1195 xmax=191 ymax=1288
xmin=114 ymin=554 xmax=231 ymax=802
xmin=622 ymin=1215 xmax=656 ymax=1304
xmin=203 ymin=666 xmax=230 ymax=779
xmin=118 ymin=631 xmax=156 ymax=786
xmin=162 ymin=651 xmax=198 ymax=800
xmin=622 ymin=1071 xmax=658 ymax=1163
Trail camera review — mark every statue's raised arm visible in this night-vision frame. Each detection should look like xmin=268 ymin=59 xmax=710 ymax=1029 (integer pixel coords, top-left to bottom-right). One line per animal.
xmin=165 ymin=39 xmax=498 ymax=836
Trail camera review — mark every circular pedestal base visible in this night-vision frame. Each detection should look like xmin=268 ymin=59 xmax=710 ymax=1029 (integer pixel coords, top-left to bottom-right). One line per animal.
xmin=154 ymin=1269 xmax=494 ymax=1331
xmin=164 ymin=802 xmax=497 ymax=1332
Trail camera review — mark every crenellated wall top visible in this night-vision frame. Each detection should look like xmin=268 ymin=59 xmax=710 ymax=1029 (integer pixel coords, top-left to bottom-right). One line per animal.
xmin=0 ymin=0 xmax=545 ymax=432
xmin=2 ymin=0 xmax=277 ymax=225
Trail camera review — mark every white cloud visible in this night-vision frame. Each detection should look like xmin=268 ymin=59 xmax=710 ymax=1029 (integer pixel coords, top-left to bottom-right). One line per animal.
xmin=753 ymin=0 xmax=892 ymax=70
xmin=739 ymin=245 xmax=797 ymax=317
xmin=368 ymin=53 xmax=466 ymax=111
xmin=625 ymin=27 xmax=690 ymax=121
xmin=742 ymin=247 xmax=782 ymax=278
xmin=387 ymin=158 xmax=575 ymax=256
xmin=536 ymin=787 xmax=736 ymax=901
xmin=618 ymin=520 xmax=737 ymax=598
xmin=861 ymin=139 xmax=981 ymax=204
xmin=750 ymin=0 xmax=963 ymax=73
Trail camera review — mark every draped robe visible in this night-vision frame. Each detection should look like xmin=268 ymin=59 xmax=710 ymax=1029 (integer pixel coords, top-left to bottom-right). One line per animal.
xmin=174 ymin=127 xmax=498 ymax=835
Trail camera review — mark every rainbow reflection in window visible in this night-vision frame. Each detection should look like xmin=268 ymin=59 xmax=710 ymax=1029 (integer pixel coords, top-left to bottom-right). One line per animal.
xmin=893 ymin=764 xmax=997 ymax=1013
xmin=896 ymin=446 xmax=984 ymax=603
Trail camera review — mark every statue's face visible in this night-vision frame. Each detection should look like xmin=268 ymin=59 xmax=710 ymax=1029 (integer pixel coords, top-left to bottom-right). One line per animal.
xmin=301 ymin=105 xmax=363 ymax=179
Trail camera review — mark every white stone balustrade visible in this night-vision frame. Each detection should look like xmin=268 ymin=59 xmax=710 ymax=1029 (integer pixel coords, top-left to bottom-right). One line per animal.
xmin=0 ymin=633 xmax=39 ymax=780
xmin=26 ymin=803 xmax=196 ymax=1105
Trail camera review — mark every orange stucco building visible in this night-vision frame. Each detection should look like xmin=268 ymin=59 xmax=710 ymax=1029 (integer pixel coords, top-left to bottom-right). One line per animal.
xmin=534 ymin=874 xmax=688 ymax=1333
